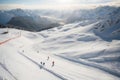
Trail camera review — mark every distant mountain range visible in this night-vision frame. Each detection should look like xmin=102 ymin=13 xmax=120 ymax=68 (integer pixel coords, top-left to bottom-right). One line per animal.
xmin=0 ymin=6 xmax=120 ymax=32
xmin=0 ymin=9 xmax=61 ymax=31
xmin=7 ymin=16 xmax=60 ymax=31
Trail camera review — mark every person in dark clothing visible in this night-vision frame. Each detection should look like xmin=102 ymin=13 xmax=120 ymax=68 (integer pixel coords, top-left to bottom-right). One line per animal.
xmin=43 ymin=62 xmax=45 ymax=66
xmin=47 ymin=56 xmax=49 ymax=60
xmin=52 ymin=61 xmax=55 ymax=67
xmin=40 ymin=62 xmax=42 ymax=65
xmin=40 ymin=62 xmax=43 ymax=69
xmin=37 ymin=51 xmax=39 ymax=53
xmin=40 ymin=65 xmax=42 ymax=69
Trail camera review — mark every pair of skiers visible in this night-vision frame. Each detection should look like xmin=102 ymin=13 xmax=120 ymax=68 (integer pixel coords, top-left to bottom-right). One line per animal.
xmin=40 ymin=62 xmax=45 ymax=66
xmin=40 ymin=61 xmax=45 ymax=69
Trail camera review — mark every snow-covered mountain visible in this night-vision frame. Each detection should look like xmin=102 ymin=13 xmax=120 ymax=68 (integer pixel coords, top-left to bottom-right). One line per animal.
xmin=0 ymin=3 xmax=120 ymax=80
xmin=7 ymin=16 xmax=60 ymax=31
xmin=0 ymin=9 xmax=32 ymax=24
xmin=0 ymin=6 xmax=120 ymax=30
xmin=65 ymin=6 xmax=119 ymax=23
xmin=93 ymin=7 xmax=120 ymax=40
xmin=0 ymin=9 xmax=61 ymax=31
xmin=0 ymin=12 xmax=120 ymax=80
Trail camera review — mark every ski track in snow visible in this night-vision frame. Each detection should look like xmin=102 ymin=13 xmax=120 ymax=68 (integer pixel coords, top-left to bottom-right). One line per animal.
xmin=18 ymin=51 xmax=95 ymax=80
xmin=18 ymin=44 xmax=120 ymax=80
xmin=56 ymin=55 xmax=120 ymax=78
xmin=0 ymin=63 xmax=17 ymax=80
xmin=18 ymin=51 xmax=68 ymax=80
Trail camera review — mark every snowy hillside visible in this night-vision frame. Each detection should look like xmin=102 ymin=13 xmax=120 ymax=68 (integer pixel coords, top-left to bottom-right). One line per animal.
xmin=0 ymin=2 xmax=120 ymax=80
xmin=93 ymin=7 xmax=120 ymax=40
xmin=35 ymin=21 xmax=120 ymax=77
xmin=0 ymin=17 xmax=120 ymax=80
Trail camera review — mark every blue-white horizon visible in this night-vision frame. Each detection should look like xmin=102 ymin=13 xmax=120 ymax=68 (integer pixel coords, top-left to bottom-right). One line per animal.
xmin=0 ymin=0 xmax=119 ymax=10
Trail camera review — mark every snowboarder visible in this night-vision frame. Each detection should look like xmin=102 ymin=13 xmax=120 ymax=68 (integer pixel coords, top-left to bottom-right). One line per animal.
xmin=52 ymin=61 xmax=55 ymax=67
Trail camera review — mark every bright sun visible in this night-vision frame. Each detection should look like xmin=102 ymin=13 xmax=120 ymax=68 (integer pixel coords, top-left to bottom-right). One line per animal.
xmin=57 ymin=0 xmax=74 ymax=4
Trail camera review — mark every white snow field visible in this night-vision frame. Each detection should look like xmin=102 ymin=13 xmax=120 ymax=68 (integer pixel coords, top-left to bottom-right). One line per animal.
xmin=0 ymin=19 xmax=120 ymax=80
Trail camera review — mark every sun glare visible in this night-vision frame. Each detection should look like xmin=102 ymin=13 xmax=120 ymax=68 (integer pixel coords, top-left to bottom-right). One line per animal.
xmin=57 ymin=0 xmax=74 ymax=4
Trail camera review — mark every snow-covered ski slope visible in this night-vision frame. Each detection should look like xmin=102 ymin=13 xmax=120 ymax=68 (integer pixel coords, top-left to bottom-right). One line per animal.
xmin=0 ymin=18 xmax=120 ymax=80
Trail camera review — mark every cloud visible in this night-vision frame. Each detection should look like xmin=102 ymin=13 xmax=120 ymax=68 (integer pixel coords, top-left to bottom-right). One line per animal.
xmin=0 ymin=4 xmax=98 ymax=10
xmin=0 ymin=0 xmax=119 ymax=10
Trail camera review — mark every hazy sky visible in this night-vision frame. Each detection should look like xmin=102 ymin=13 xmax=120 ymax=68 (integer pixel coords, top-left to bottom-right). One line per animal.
xmin=0 ymin=0 xmax=117 ymax=10
xmin=0 ymin=0 xmax=113 ymax=4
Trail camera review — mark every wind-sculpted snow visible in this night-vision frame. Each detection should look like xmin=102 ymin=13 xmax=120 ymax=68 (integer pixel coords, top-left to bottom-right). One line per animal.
xmin=0 ymin=23 xmax=120 ymax=80
xmin=77 ymin=35 xmax=97 ymax=42
xmin=93 ymin=7 xmax=120 ymax=40
xmin=56 ymin=55 xmax=120 ymax=78
xmin=56 ymin=46 xmax=120 ymax=77
xmin=34 ymin=17 xmax=120 ymax=79
xmin=0 ymin=5 xmax=120 ymax=80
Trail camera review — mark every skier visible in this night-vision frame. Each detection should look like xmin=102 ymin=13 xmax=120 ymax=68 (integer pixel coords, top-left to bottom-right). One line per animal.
xmin=40 ymin=62 xmax=43 ymax=69
xmin=43 ymin=62 xmax=45 ymax=66
xmin=40 ymin=62 xmax=42 ymax=65
xmin=47 ymin=56 xmax=49 ymax=60
xmin=40 ymin=65 xmax=42 ymax=69
xmin=37 ymin=51 xmax=39 ymax=53
xmin=52 ymin=61 xmax=55 ymax=67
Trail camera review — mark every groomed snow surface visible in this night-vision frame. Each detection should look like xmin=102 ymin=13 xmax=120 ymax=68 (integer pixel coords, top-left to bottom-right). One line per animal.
xmin=0 ymin=21 xmax=120 ymax=80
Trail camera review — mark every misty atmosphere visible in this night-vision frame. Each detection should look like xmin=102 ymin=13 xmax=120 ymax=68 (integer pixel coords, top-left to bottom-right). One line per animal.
xmin=0 ymin=0 xmax=120 ymax=80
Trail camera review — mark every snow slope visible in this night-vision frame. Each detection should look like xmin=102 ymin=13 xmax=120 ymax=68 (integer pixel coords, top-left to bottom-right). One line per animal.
xmin=34 ymin=21 xmax=120 ymax=78
xmin=0 ymin=18 xmax=120 ymax=80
